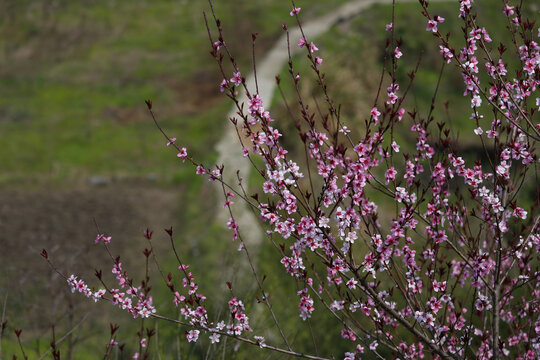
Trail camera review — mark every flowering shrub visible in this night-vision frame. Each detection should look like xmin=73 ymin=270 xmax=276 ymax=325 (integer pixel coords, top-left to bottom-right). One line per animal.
xmin=33 ymin=0 xmax=540 ymax=359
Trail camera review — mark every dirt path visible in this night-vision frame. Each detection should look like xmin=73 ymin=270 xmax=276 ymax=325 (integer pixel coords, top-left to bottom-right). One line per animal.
xmin=215 ymin=0 xmax=393 ymax=248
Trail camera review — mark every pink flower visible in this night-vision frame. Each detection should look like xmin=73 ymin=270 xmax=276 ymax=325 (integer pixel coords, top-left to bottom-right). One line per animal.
xmin=524 ymin=58 xmax=536 ymax=75
xmin=394 ymin=47 xmax=402 ymax=58
xmin=426 ymin=19 xmax=438 ymax=32
xmin=370 ymin=107 xmax=381 ymax=122
xmin=309 ymin=42 xmax=319 ymax=53
xmin=387 ymin=92 xmax=398 ymax=105
xmin=298 ymin=37 xmax=306 ymax=48
xmin=512 ymin=207 xmax=527 ymax=219
xmin=346 ymin=278 xmax=358 ymax=289
xmin=397 ymin=108 xmax=405 ymax=121
xmin=503 ymin=4 xmax=514 ymax=16
xmin=196 ymin=165 xmax=206 ymax=175
xmin=433 ymin=280 xmax=447 ymax=292
xmin=298 ymin=295 xmax=315 ymax=320
xmin=254 ymin=336 xmax=266 ymax=348
xmin=385 ymin=167 xmax=397 ymax=184
xmin=67 ymin=275 xmax=78 ymax=292
xmin=213 ymin=41 xmax=223 ymax=51
xmin=177 ymin=147 xmax=188 ymax=162
xmin=230 ymin=71 xmax=242 ymax=86
xmin=166 ymin=137 xmax=176 ymax=147
xmin=439 ymin=46 xmax=453 ymax=63
xmin=209 ymin=333 xmax=220 ymax=343
xmin=93 ymin=289 xmax=106 ymax=302
xmin=219 ymin=79 xmax=227 ymax=92
xmin=487 ymin=130 xmax=498 ymax=138
xmin=227 ymin=218 xmax=238 ymax=231
xmin=434 ymin=15 xmax=445 ymax=23
xmin=186 ymin=330 xmax=200 ymax=343
xmin=315 ymin=57 xmax=323 ymax=66
xmin=385 ymin=23 xmax=393 ymax=31
xmin=471 ymin=95 xmax=482 ymax=107
xmin=289 ymin=7 xmax=301 ymax=16
xmin=95 ymin=234 xmax=111 ymax=244
xmin=430 ymin=298 xmax=443 ymax=313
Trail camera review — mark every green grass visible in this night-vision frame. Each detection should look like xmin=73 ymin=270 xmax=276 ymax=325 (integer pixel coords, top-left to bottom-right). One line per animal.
xmin=0 ymin=0 xmax=351 ymax=187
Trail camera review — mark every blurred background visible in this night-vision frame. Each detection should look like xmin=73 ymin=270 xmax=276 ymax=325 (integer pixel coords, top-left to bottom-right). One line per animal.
xmin=0 ymin=0 xmax=534 ymax=358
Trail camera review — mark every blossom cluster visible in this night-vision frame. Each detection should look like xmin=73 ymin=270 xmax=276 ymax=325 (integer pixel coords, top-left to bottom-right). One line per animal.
xmin=56 ymin=1 xmax=539 ymax=359
xmin=67 ymin=275 xmax=105 ymax=302
xmin=196 ymin=1 xmax=538 ymax=358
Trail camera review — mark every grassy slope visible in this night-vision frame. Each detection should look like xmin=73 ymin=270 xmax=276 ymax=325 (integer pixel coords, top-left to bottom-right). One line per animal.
xmin=0 ymin=0 xmax=349 ymax=187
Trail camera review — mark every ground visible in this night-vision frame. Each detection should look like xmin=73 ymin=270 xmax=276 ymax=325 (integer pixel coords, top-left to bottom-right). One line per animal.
xmin=0 ymin=181 xmax=182 ymax=334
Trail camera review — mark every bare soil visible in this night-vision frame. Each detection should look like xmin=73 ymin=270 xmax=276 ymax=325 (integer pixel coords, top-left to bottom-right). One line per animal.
xmin=0 ymin=182 xmax=182 ymax=334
